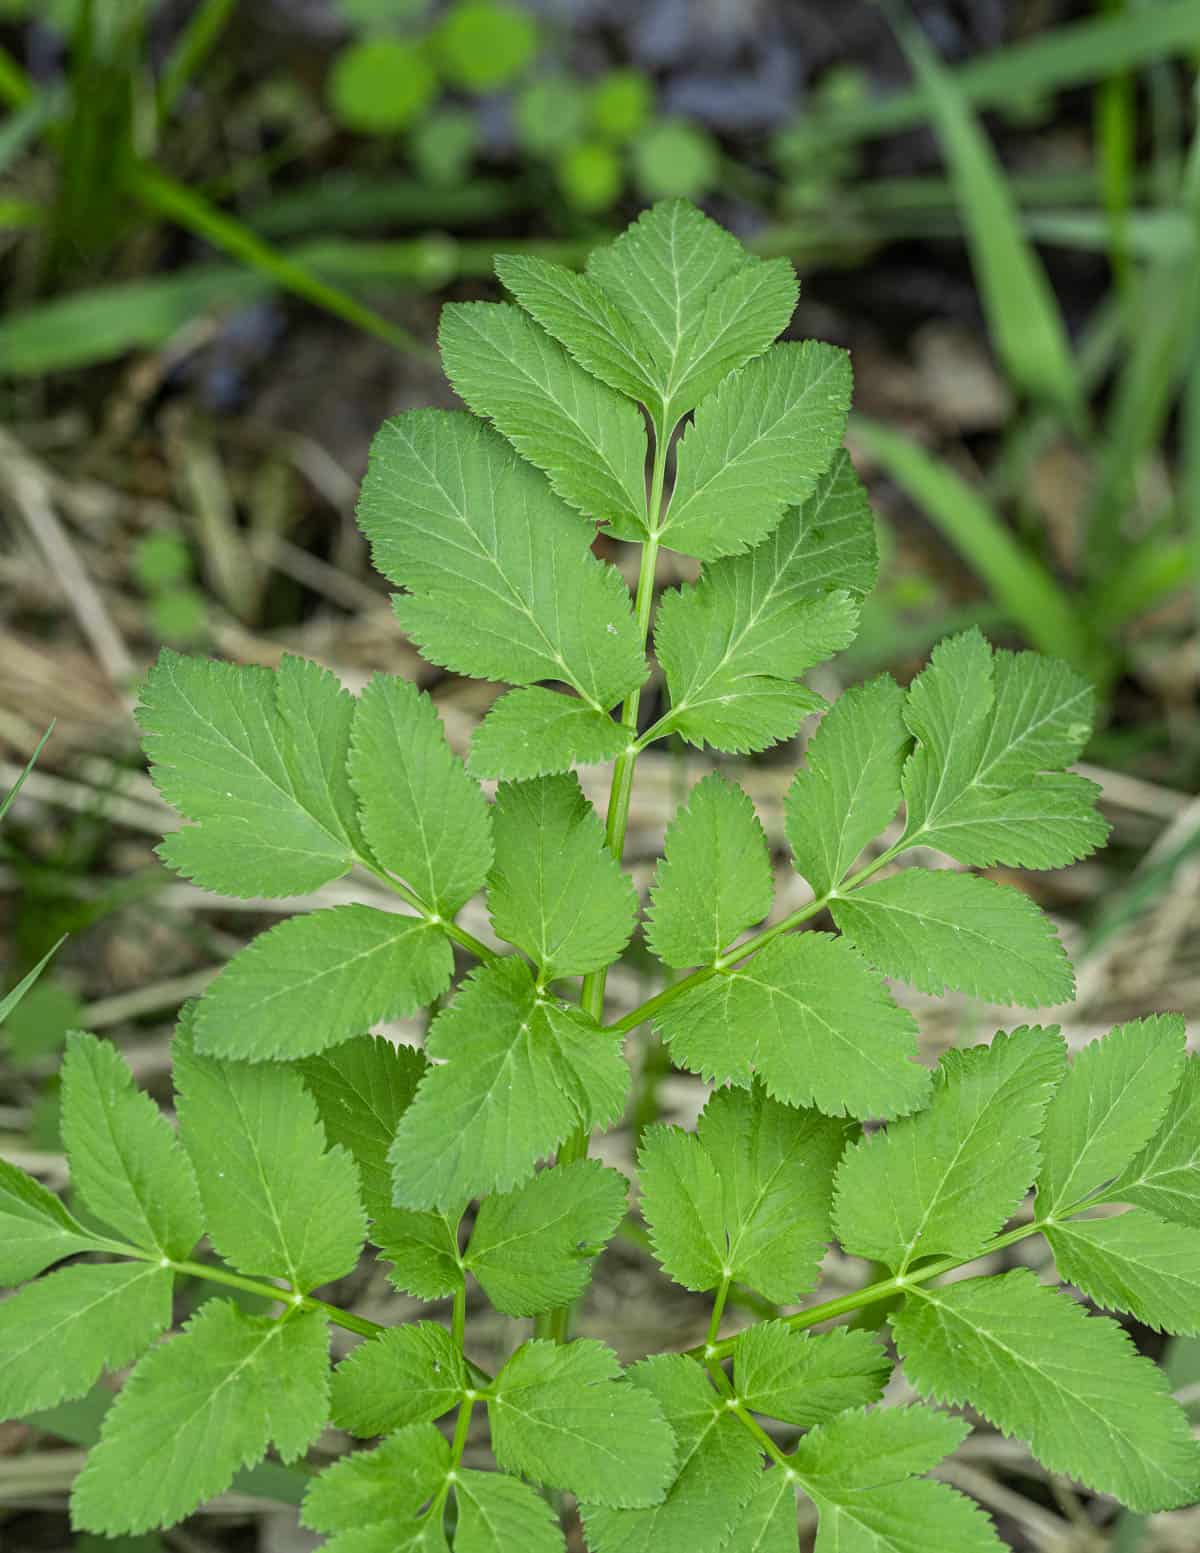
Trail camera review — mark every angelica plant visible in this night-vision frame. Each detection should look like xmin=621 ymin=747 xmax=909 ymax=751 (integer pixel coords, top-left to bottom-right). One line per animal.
xmin=3 ymin=201 xmax=1199 ymax=1552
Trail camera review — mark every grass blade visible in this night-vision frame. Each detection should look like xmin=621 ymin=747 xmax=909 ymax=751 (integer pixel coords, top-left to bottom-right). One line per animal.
xmin=885 ymin=3 xmax=1081 ymax=418
xmin=0 ymin=722 xmax=54 ymax=823
xmin=0 ymin=936 xmax=67 ymax=1025
xmin=852 ymin=414 xmax=1098 ymax=674
xmin=157 ymin=0 xmax=237 ymax=120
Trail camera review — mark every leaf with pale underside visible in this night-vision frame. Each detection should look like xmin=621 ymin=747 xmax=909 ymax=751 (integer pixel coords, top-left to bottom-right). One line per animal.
xmin=487 ymin=1339 xmax=677 ymax=1509
xmin=1037 ymin=1014 xmax=1186 ymax=1216
xmin=389 ymin=958 xmax=628 ymax=1209
xmin=468 ymin=688 xmax=627 ymax=780
xmin=661 ymin=342 xmax=853 ymax=559
xmin=0 ymin=1261 xmax=172 ymax=1418
xmin=580 ymin=1355 xmax=764 ymax=1553
xmin=439 ymin=300 xmax=648 ymax=539
xmin=61 ymin=1031 xmax=203 ymax=1262
xmin=487 ymin=774 xmax=638 ymax=978
xmin=832 ymin=869 xmax=1074 ymax=1007
xmin=70 ymin=1302 xmax=330 ymax=1535
xmin=465 ymin=1159 xmax=627 ymax=1316
xmin=191 ymin=905 xmax=453 ymax=1060
xmin=646 ymin=774 xmax=773 ymax=968
xmin=786 ymin=676 xmax=909 ymax=896
xmin=833 ymin=1025 xmax=1065 ymax=1270
xmin=138 ymin=651 xmax=362 ymax=898
xmin=174 ymin=1015 xmax=366 ymax=1292
xmin=357 ymin=410 xmax=645 ymax=711
xmin=893 ymin=1269 xmax=1200 ymax=1512
xmin=654 ymin=452 xmax=874 ymax=753
xmin=350 ymin=673 xmax=492 ymax=916
xmin=655 ymin=934 xmax=927 ymax=1121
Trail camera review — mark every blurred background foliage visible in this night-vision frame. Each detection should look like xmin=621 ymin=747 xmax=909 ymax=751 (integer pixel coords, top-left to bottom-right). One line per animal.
xmin=1 ymin=2 xmax=1200 ymax=1550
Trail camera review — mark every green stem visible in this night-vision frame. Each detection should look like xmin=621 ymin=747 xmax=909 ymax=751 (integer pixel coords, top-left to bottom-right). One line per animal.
xmin=360 ymin=860 xmax=499 ymax=965
xmin=452 ymin=1280 xmax=466 ymax=1353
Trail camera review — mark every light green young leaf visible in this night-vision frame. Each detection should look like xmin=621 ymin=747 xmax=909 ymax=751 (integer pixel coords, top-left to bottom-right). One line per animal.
xmin=357 ymin=411 xmax=645 ymax=711
xmin=1048 ymin=1210 xmax=1200 ymax=1335
xmin=487 ymin=1339 xmax=677 ymax=1509
xmin=733 ymin=1323 xmax=891 ymax=1428
xmin=656 ymin=933 xmax=927 ymax=1121
xmin=793 ymin=1404 xmax=969 ymax=1487
xmin=833 ymin=1026 xmax=1066 ymax=1270
xmin=639 ymin=1085 xmax=848 ymax=1300
xmin=0 ymin=1261 xmax=172 ymax=1418
xmin=374 ymin=1209 xmax=465 ymax=1302
xmin=832 ymin=869 xmax=1074 ymax=1006
xmin=805 ymin=1476 xmax=1002 ymax=1553
xmin=465 ymin=1159 xmax=627 ymax=1317
xmin=71 ymin=1302 xmax=330 ymax=1535
xmin=61 ymin=1032 xmax=203 ymax=1261
xmin=389 ymin=958 xmax=628 ymax=1209
xmin=174 ymin=1017 xmax=366 ymax=1293
xmin=661 ymin=342 xmax=853 ymax=559
xmin=301 ymin=1423 xmax=449 ymax=1533
xmin=455 ymin=1469 xmax=566 ymax=1553
xmin=487 ymin=774 xmax=638 ymax=977
xmin=299 ymin=1036 xmax=427 ymax=1218
xmin=646 ymin=774 xmax=773 ymax=968
xmin=331 ymin=1322 xmax=464 ymax=1436
xmin=785 ymin=676 xmax=909 ymax=896
xmin=350 ymin=673 xmax=492 ymax=915
xmin=893 ymin=1269 xmax=1200 ymax=1512
xmin=1104 ymin=1056 xmax=1200 ymax=1225
xmin=0 ymin=1158 xmax=105 ymax=1283
xmin=581 ymin=1354 xmax=764 ymax=1553
xmin=724 ymin=1471 xmax=798 ymax=1553
xmin=138 ymin=651 xmax=361 ymax=898
xmin=439 ymin=300 xmax=648 ymax=538
xmin=495 ymin=252 xmax=657 ymax=411
xmin=654 ymin=451 xmax=874 ymax=753
xmin=900 ymin=632 xmax=1103 ymax=869
xmin=468 ymin=688 xmax=627 ymax=781
xmin=1037 ymin=1014 xmax=1186 ymax=1216
xmin=191 ymin=904 xmax=453 ymax=1060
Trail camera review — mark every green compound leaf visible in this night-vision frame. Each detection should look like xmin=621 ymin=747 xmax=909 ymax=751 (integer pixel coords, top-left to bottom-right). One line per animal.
xmin=0 ymin=1261 xmax=172 ymax=1419
xmin=893 ymin=1269 xmax=1200 ymax=1512
xmin=585 ymin=200 xmax=795 ymax=427
xmin=389 ymin=958 xmax=628 ymax=1209
xmin=357 ymin=411 xmax=645 ymax=712
xmin=495 ymin=253 xmax=657 ymax=414
xmin=786 ymin=676 xmax=909 ymax=897
xmin=662 ymin=343 xmax=852 ymax=560
xmin=654 ymin=451 xmax=875 ymax=753
xmin=61 ymin=1032 xmax=203 ymax=1262
xmin=71 ymin=1302 xmax=330 ymax=1535
xmin=1036 ymin=1014 xmax=1186 ymax=1216
xmin=638 ymin=1084 xmax=849 ymax=1301
xmin=330 ymin=1323 xmax=464 ymax=1437
xmin=487 ymin=1338 xmax=677 ymax=1509
xmin=375 ymin=1209 xmax=465 ymax=1303
xmin=581 ymin=1354 xmax=764 ymax=1553
xmin=191 ymin=904 xmax=453 ymax=1060
xmin=1047 ymin=1209 xmax=1200 ymax=1335
xmin=655 ymin=934 xmax=927 ymax=1121
xmin=831 ymin=869 xmax=1074 ymax=1007
xmin=439 ymin=301 xmax=648 ymax=539
xmin=791 ymin=1407 xmax=1001 ymax=1553
xmin=646 ymin=774 xmax=773 ymax=968
xmin=0 ymin=1158 xmax=105 ymax=1283
xmin=1103 ymin=1056 xmax=1200 ymax=1225
xmin=733 ymin=1323 xmax=891 ymax=1428
xmin=301 ymin=1423 xmax=449 ymax=1535
xmin=313 ymin=1521 xmax=449 ymax=1553
xmin=138 ymin=651 xmax=361 ymax=898
xmin=724 ymin=1471 xmax=798 ymax=1553
xmin=468 ymin=688 xmax=627 ymax=780
xmin=349 ymin=674 xmax=492 ymax=916
xmin=174 ymin=1017 xmax=366 ymax=1293
xmin=833 ymin=1025 xmax=1066 ymax=1271
xmin=900 ymin=630 xmax=1105 ymax=870
xmin=299 ymin=1035 xmax=427 ymax=1219
xmin=487 ymin=774 xmax=638 ymax=978
xmin=464 ymin=1159 xmax=628 ymax=1317
xmin=455 ymin=1469 xmax=566 ymax=1553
